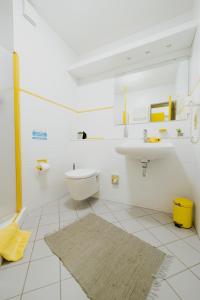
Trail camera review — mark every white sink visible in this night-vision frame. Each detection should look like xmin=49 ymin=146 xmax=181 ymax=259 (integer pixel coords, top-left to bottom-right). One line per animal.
xmin=115 ymin=141 xmax=174 ymax=161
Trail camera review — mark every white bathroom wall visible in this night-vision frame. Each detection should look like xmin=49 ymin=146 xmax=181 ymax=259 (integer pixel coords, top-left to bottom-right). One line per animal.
xmin=0 ymin=46 xmax=16 ymax=220
xmin=71 ymin=78 xmax=193 ymax=213
xmin=188 ymin=0 xmax=200 ymax=235
xmin=0 ymin=0 xmax=13 ymax=50
xmin=13 ymin=0 xmax=78 ymax=210
xmin=10 ymin=0 xmax=196 ymax=215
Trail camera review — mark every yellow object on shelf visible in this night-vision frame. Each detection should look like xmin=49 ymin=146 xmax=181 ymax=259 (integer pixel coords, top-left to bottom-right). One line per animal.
xmin=168 ymin=95 xmax=172 ymax=121
xmin=122 ymin=111 xmax=127 ymax=125
xmin=147 ymin=137 xmax=161 ymax=143
xmin=159 ymin=128 xmax=167 ymax=133
xmin=173 ymin=198 xmax=193 ymax=229
xmin=0 ymin=223 xmax=31 ymax=262
xmin=151 ymin=112 xmax=165 ymax=122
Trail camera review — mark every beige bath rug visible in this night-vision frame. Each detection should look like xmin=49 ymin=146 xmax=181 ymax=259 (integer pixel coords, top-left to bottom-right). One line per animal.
xmin=45 ymin=213 xmax=170 ymax=300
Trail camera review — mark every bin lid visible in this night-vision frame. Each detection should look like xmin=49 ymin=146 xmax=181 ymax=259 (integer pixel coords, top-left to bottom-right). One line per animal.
xmin=174 ymin=198 xmax=193 ymax=208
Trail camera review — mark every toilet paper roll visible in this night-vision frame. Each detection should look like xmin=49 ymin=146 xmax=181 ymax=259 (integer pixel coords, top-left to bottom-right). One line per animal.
xmin=37 ymin=162 xmax=50 ymax=173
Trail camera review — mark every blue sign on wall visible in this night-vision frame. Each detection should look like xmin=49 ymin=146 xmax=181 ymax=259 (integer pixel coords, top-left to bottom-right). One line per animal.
xmin=32 ymin=130 xmax=48 ymax=140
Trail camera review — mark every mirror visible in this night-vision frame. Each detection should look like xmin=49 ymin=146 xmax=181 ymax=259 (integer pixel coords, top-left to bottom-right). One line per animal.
xmin=114 ymin=60 xmax=190 ymax=125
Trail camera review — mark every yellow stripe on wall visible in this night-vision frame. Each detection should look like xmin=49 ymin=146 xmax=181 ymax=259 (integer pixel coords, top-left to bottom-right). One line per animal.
xmin=13 ymin=52 xmax=22 ymax=213
xmin=20 ymin=88 xmax=114 ymax=113
xmin=20 ymin=89 xmax=78 ymax=113
xmin=78 ymin=106 xmax=113 ymax=113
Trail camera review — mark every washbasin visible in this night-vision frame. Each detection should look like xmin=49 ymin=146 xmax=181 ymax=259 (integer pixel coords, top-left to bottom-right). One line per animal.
xmin=115 ymin=141 xmax=174 ymax=161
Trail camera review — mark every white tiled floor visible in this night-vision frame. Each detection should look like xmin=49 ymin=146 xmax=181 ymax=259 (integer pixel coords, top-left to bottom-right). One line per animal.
xmin=1 ymin=196 xmax=200 ymax=300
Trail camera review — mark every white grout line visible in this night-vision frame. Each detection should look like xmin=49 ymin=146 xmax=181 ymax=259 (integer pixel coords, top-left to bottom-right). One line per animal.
xmin=18 ymin=281 xmax=61 ymax=299
xmin=19 ymin=213 xmax=43 ymax=299
xmin=166 ymin=280 xmax=183 ymax=300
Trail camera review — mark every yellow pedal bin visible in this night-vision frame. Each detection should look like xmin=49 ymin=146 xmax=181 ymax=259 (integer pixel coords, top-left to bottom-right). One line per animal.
xmin=173 ymin=198 xmax=193 ymax=229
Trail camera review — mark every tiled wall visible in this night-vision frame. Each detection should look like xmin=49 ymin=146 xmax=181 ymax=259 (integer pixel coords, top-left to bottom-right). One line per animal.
xmin=69 ymin=78 xmax=193 ymax=213
xmin=13 ymin=0 xmax=78 ymax=211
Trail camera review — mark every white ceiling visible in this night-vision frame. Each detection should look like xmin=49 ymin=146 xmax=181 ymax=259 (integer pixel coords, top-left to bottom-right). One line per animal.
xmin=31 ymin=0 xmax=194 ymax=55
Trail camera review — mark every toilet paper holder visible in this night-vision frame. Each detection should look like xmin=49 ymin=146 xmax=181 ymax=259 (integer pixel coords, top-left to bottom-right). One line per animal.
xmin=36 ymin=159 xmax=49 ymax=172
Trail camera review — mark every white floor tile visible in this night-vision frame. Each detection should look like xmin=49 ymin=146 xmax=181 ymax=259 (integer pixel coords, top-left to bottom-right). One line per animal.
xmin=22 ymin=282 xmax=60 ymax=300
xmin=42 ymin=205 xmax=59 ymax=215
xmin=92 ymin=205 xmax=109 ymax=214
xmin=184 ymin=235 xmax=200 ymax=252
xmin=134 ymin=230 xmax=161 ymax=247
xmin=126 ymin=206 xmax=148 ymax=218
xmin=60 ymin=262 xmax=72 ymax=280
xmin=31 ymin=239 xmax=53 ymax=261
xmin=89 ymin=200 xmax=109 ymax=214
xmin=40 ymin=213 xmax=59 ymax=226
xmin=76 ymin=208 xmax=93 ymax=218
xmin=166 ymin=223 xmax=194 ymax=239
xmin=36 ymin=223 xmax=59 ymax=240
xmin=59 ymin=211 xmax=77 ymax=222
xmin=166 ymin=258 xmax=187 ymax=278
xmin=61 ymin=278 xmax=88 ymax=299
xmin=27 ymin=207 xmax=42 ymax=217
xmin=149 ymin=226 xmax=178 ymax=244
xmin=151 ymin=213 xmax=173 ymax=225
xmin=5 ymin=200 xmax=200 ymax=300
xmin=158 ymin=246 xmax=186 ymax=278
xmin=24 ymin=256 xmax=60 ymax=292
xmin=119 ymin=219 xmax=144 ymax=233
xmin=168 ymin=270 xmax=200 ymax=300
xmin=158 ymin=246 xmax=172 ymax=255
xmin=104 ymin=201 xmax=128 ymax=212
xmin=0 ymin=263 xmax=28 ymax=300
xmin=60 ymin=218 xmax=77 ymax=229
xmin=140 ymin=207 xmax=160 ymax=215
xmin=137 ymin=215 xmax=161 ymax=229
xmin=96 ymin=212 xmax=118 ymax=224
xmin=156 ymin=280 xmax=180 ymax=300
xmin=22 ymin=216 xmax=40 ymax=229
xmin=59 ymin=199 xmax=76 ymax=212
xmin=167 ymin=240 xmax=200 ymax=267
xmin=29 ymin=228 xmax=37 ymax=243
xmin=112 ymin=210 xmax=134 ymax=221
xmin=191 ymin=264 xmax=200 ymax=279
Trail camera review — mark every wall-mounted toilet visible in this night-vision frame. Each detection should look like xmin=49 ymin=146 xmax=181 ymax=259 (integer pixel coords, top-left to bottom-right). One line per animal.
xmin=65 ymin=169 xmax=100 ymax=201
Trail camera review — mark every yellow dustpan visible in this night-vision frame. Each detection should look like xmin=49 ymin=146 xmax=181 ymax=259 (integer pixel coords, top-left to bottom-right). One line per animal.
xmin=0 ymin=222 xmax=31 ymax=262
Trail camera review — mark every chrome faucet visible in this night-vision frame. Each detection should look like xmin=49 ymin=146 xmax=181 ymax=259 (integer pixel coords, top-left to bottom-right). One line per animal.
xmin=143 ymin=129 xmax=148 ymax=143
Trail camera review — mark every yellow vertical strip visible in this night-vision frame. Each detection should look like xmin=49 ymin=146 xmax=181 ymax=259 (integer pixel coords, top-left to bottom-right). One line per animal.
xmin=122 ymin=86 xmax=127 ymax=125
xmin=13 ymin=52 xmax=22 ymax=213
xmin=168 ymin=95 xmax=172 ymax=121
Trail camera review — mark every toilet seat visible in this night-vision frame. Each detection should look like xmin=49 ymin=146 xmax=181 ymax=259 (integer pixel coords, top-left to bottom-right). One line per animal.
xmin=65 ymin=169 xmax=97 ymax=179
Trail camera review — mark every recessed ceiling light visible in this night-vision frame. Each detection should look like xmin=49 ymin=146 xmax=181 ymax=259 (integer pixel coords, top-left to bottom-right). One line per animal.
xmin=145 ymin=50 xmax=151 ymax=55
xmin=165 ymin=44 xmax=172 ymax=48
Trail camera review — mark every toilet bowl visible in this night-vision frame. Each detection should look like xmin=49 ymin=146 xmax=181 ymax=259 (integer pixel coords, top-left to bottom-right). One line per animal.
xmin=65 ymin=169 xmax=100 ymax=201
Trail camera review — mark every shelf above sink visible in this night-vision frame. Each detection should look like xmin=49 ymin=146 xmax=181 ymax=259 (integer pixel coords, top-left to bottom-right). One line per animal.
xmin=115 ymin=141 xmax=174 ymax=161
